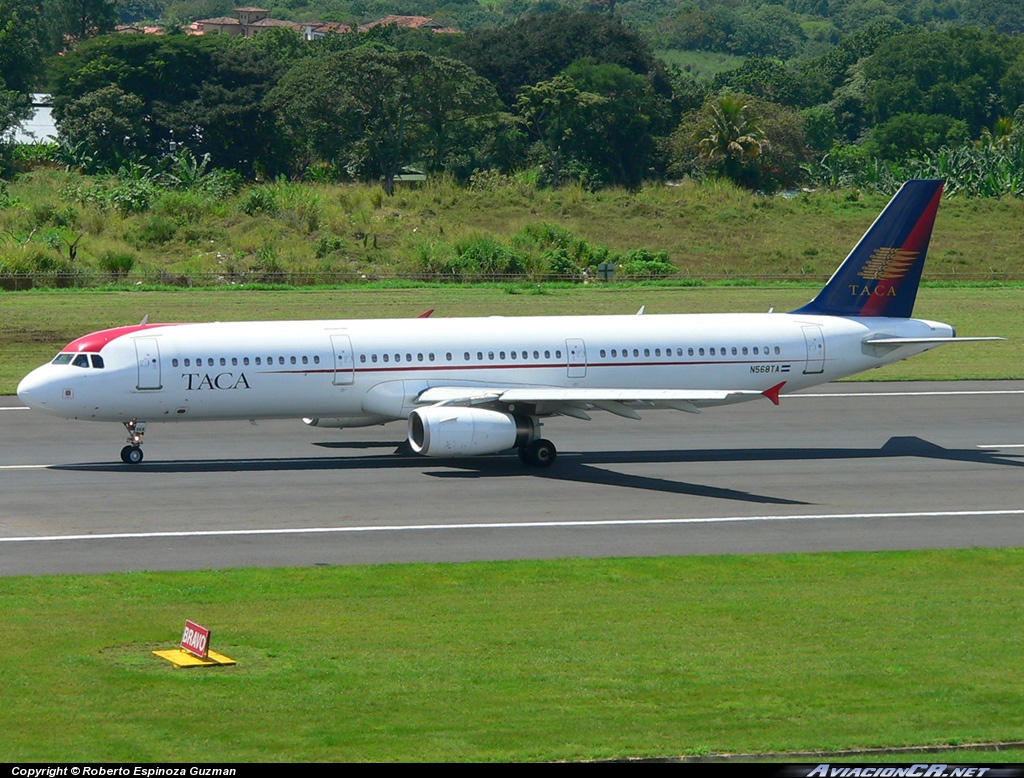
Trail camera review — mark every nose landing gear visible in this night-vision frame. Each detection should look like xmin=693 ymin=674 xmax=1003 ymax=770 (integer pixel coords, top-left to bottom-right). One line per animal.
xmin=120 ymin=419 xmax=146 ymax=464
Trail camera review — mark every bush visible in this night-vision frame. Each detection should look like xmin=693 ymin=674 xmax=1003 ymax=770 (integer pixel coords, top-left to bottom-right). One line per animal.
xmin=619 ymin=249 xmax=676 ymax=278
xmin=238 ymin=187 xmax=278 ymax=216
xmin=98 ymin=250 xmax=137 ymax=278
xmin=314 ymin=234 xmax=346 ymax=258
xmin=128 ymin=215 xmax=177 ymax=247
xmin=452 ymin=235 xmax=525 ymax=276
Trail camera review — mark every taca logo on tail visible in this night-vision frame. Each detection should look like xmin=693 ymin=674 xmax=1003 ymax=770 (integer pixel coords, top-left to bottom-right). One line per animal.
xmin=792 ymin=179 xmax=943 ymax=319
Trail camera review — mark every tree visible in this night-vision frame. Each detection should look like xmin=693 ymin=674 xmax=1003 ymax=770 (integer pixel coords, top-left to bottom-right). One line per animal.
xmin=516 ymin=74 xmax=606 ymax=187
xmin=42 ymin=0 xmax=118 ymax=51
xmin=561 ymin=58 xmax=663 ymax=189
xmin=0 ymin=0 xmax=44 ymax=92
xmin=692 ymin=94 xmax=765 ymax=184
xmin=864 ymin=113 xmax=969 ymax=161
xmin=0 ymin=86 xmax=31 ymax=176
xmin=456 ymin=9 xmax=670 ymax=108
xmin=272 ymin=49 xmax=497 ymax=194
xmin=50 ymin=34 xmax=286 ymax=177
xmin=58 ymin=85 xmax=149 ymax=171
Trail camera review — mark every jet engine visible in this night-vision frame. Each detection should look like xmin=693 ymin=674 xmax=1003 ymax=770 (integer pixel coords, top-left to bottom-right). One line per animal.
xmin=408 ymin=407 xmax=538 ymax=457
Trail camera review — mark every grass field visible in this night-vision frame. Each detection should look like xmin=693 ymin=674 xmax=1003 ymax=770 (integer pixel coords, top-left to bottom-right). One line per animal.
xmin=4 ymin=173 xmax=1024 ymax=283
xmin=1 ymin=283 xmax=1018 ymax=394
xmin=2 ymin=551 xmax=1023 ymax=761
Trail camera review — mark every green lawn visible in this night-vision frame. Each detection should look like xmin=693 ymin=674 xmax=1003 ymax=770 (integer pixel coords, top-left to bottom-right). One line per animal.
xmin=2 ymin=550 xmax=1022 ymax=761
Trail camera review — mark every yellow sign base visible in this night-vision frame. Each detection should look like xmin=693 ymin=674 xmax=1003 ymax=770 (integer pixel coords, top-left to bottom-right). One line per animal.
xmin=152 ymin=648 xmax=236 ymax=667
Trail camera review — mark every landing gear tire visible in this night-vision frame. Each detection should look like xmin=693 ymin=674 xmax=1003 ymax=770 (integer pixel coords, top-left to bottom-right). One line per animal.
xmin=518 ymin=438 xmax=556 ymax=468
xmin=121 ymin=445 xmax=143 ymax=464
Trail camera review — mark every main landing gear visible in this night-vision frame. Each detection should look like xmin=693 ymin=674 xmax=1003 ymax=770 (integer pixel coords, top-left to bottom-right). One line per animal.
xmin=120 ymin=419 xmax=146 ymax=464
xmin=518 ymin=438 xmax=557 ymax=467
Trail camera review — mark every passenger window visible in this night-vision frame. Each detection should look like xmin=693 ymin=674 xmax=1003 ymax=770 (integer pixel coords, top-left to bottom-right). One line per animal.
xmin=654 ymin=348 xmax=660 ymax=357
xmin=732 ymin=347 xmax=738 ymax=355
xmin=302 ymin=356 xmax=308 ymax=365
xmin=314 ymin=356 xmax=320 ymax=364
xmin=173 ymin=359 xmax=180 ymax=367
xmin=533 ymin=351 xmax=539 ymax=359
xmin=555 ymin=350 xmax=562 ymax=358
xmin=255 ymin=357 xmax=261 ymax=365
xmin=477 ymin=352 xmax=483 ymax=360
xmin=383 ymin=354 xmax=389 ymax=362
xmin=710 ymin=348 xmax=716 ymax=356
xmin=417 ymin=353 xmax=423 ymax=362
xmin=775 ymin=346 xmax=781 ymax=354
xmin=359 ymin=355 xmax=365 ymax=363
xmin=290 ymin=356 xmax=297 ymax=365
xmin=244 ymin=357 xmax=250 ymax=365
xmin=544 ymin=351 xmax=551 ymax=359
xmin=688 ymin=348 xmax=694 ymax=356
xmin=699 ymin=348 xmax=705 ymax=356
xmin=371 ymin=354 xmax=378 ymax=363
xmin=220 ymin=358 xmax=227 ymax=366
xmin=278 ymin=357 xmax=285 ymax=365
xmin=91 ymin=355 xmax=104 ymax=369
xmin=488 ymin=352 xmax=494 ymax=360
xmin=632 ymin=349 xmax=639 ymax=357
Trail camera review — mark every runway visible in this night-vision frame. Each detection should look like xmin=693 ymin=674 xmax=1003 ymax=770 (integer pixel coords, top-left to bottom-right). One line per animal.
xmin=2 ymin=381 xmax=1023 ymax=576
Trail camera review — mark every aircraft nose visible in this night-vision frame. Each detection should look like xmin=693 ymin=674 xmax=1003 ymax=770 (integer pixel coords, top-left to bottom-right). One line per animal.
xmin=17 ymin=366 xmax=55 ymax=410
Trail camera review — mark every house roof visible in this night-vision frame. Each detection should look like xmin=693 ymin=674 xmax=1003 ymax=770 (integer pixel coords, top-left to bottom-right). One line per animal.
xmin=358 ymin=15 xmax=458 ymax=33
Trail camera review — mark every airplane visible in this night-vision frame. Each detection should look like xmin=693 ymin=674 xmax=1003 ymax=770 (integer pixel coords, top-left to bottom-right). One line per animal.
xmin=16 ymin=179 xmax=1000 ymax=467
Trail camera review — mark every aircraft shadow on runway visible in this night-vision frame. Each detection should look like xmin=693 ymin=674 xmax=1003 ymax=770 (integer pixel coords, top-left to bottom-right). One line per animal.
xmin=51 ymin=435 xmax=1023 ymax=506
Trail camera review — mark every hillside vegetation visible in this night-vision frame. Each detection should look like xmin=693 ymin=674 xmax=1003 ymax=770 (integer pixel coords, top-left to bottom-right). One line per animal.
xmin=2 ymin=172 xmax=1023 ymax=287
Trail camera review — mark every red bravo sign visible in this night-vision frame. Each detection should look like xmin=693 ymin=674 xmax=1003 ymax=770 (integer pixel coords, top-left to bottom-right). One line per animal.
xmin=180 ymin=620 xmax=210 ymax=658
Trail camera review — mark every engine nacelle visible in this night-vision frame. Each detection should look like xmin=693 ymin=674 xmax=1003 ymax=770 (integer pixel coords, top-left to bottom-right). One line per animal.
xmin=302 ymin=415 xmax=389 ymax=428
xmin=408 ymin=407 xmax=538 ymax=457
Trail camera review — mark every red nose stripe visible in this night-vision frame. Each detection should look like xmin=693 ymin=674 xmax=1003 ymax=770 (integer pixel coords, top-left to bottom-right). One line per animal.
xmin=63 ymin=324 xmax=181 ymax=353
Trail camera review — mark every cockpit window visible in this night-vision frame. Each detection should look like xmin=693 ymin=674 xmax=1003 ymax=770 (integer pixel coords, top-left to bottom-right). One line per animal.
xmin=91 ymin=355 xmax=104 ymax=369
xmin=72 ymin=354 xmax=90 ymax=368
xmin=52 ymin=353 xmax=73 ymax=365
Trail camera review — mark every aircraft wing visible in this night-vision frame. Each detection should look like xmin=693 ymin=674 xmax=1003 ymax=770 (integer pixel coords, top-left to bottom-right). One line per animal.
xmin=416 ymin=385 xmax=779 ymax=420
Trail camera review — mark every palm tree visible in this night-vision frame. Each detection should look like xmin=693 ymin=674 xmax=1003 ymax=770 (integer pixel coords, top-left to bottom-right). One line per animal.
xmin=695 ymin=95 xmax=768 ymax=186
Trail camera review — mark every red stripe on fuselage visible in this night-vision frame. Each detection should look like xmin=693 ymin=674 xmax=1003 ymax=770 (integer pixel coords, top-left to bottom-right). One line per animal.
xmin=62 ymin=324 xmax=181 ymax=353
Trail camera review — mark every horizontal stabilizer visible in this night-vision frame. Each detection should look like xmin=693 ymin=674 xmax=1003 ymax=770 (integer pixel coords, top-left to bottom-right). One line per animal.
xmin=864 ymin=337 xmax=1004 ymax=345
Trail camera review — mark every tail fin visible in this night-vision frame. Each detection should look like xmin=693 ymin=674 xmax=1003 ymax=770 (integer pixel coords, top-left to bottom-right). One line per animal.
xmin=792 ymin=179 xmax=944 ymax=318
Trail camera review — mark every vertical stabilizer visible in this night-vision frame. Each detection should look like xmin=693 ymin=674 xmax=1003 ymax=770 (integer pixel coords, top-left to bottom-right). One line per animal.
xmin=792 ymin=180 xmax=944 ymax=318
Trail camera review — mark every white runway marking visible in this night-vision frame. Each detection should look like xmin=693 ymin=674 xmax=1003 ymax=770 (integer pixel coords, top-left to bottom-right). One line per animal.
xmin=789 ymin=390 xmax=1024 ymax=398
xmin=0 ymin=406 xmax=29 ymax=410
xmin=3 ymin=508 xmax=1023 ymax=544
xmin=978 ymin=444 xmax=1024 ymax=448
xmin=0 ymin=464 xmax=52 ymax=470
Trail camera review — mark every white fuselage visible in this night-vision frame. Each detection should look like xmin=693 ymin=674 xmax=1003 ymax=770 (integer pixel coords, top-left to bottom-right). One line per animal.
xmin=17 ymin=312 xmax=953 ymax=425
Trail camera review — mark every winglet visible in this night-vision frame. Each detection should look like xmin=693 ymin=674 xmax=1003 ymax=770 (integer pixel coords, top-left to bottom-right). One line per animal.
xmin=417 ymin=309 xmax=435 ymax=319
xmin=762 ymin=381 xmax=786 ymax=406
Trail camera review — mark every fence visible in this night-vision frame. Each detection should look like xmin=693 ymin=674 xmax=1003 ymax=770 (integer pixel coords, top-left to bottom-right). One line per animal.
xmin=3 ymin=269 xmax=1023 ymax=291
